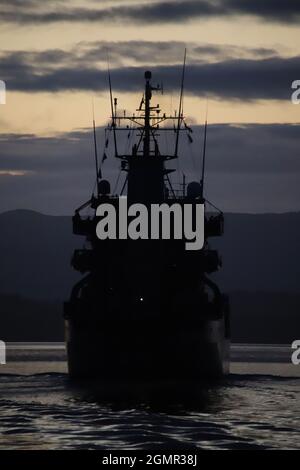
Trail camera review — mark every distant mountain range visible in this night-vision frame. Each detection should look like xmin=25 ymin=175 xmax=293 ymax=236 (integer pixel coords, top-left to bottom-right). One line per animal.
xmin=1 ymin=209 xmax=299 ymax=299
xmin=0 ymin=209 xmax=299 ymax=342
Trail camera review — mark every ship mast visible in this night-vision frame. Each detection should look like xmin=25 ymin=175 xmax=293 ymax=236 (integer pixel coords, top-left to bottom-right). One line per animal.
xmin=143 ymin=71 xmax=152 ymax=157
xmin=104 ymin=68 xmax=190 ymax=203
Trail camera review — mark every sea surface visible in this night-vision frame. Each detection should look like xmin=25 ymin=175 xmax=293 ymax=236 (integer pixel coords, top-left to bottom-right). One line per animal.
xmin=0 ymin=343 xmax=299 ymax=450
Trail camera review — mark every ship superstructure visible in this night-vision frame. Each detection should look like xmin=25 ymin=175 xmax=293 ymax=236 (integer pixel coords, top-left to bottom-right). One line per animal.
xmin=64 ymin=67 xmax=230 ymax=380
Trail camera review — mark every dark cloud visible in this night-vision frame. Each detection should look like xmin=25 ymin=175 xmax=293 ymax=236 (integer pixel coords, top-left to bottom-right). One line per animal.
xmin=0 ymin=41 xmax=278 ymax=71
xmin=1 ymin=0 xmax=300 ymax=25
xmin=0 ymin=123 xmax=300 ymax=214
xmin=226 ymin=0 xmax=300 ymax=24
xmin=78 ymin=41 xmax=278 ymax=65
xmin=0 ymin=0 xmax=68 ymax=6
xmin=0 ymin=0 xmax=39 ymax=5
xmin=2 ymin=123 xmax=299 ymax=174
xmin=0 ymin=44 xmax=297 ymax=100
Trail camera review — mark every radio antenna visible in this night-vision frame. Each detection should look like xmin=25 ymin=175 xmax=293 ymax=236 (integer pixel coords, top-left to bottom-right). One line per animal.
xmin=174 ymin=48 xmax=186 ymax=158
xmin=107 ymin=55 xmax=118 ymax=157
xmin=92 ymin=101 xmax=101 ymax=194
xmin=200 ymin=103 xmax=208 ymax=199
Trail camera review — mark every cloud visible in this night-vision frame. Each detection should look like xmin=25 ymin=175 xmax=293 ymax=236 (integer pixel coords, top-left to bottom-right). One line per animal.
xmin=0 ymin=170 xmax=31 ymax=176
xmin=1 ymin=0 xmax=300 ymax=25
xmin=0 ymin=0 xmax=69 ymax=6
xmin=0 ymin=123 xmax=300 ymax=214
xmin=0 ymin=43 xmax=297 ymax=100
xmin=0 ymin=0 xmax=40 ymax=5
xmin=79 ymin=41 xmax=278 ymax=65
xmin=0 ymin=41 xmax=278 ymax=72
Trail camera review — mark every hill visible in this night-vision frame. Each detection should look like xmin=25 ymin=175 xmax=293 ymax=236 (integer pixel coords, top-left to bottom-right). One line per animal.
xmin=0 ymin=209 xmax=299 ymax=342
xmin=0 ymin=209 xmax=299 ymax=300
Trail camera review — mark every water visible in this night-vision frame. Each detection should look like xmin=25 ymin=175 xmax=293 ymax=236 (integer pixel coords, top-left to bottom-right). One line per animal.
xmin=0 ymin=343 xmax=299 ymax=450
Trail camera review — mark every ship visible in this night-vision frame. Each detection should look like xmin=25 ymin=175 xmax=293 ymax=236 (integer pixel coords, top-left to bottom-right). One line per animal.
xmin=64 ymin=64 xmax=230 ymax=381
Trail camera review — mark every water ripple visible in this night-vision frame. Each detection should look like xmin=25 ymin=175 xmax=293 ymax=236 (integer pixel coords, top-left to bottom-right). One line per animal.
xmin=0 ymin=373 xmax=299 ymax=450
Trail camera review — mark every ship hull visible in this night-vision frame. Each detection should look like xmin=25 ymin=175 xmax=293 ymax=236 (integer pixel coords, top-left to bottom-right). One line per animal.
xmin=65 ymin=315 xmax=230 ymax=381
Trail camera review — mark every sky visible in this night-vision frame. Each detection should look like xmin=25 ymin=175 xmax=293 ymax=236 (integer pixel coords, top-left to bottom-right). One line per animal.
xmin=0 ymin=0 xmax=300 ymax=214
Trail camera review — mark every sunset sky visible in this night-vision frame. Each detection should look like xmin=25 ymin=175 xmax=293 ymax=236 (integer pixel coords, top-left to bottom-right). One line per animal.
xmin=0 ymin=0 xmax=300 ymax=213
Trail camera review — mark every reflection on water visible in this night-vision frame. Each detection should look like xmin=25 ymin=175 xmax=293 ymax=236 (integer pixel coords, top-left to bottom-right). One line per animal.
xmin=0 ymin=344 xmax=299 ymax=450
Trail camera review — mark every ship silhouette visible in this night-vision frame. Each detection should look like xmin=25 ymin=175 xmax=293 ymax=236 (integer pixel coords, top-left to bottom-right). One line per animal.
xmin=64 ymin=64 xmax=230 ymax=380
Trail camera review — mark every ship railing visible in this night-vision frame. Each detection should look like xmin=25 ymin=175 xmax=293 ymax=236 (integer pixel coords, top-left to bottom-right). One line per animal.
xmin=202 ymin=249 xmax=222 ymax=273
xmin=71 ymin=249 xmax=94 ymax=273
xmin=167 ymin=188 xmax=186 ymax=199
xmin=205 ymin=212 xmax=224 ymax=237
xmin=73 ymin=214 xmax=95 ymax=235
